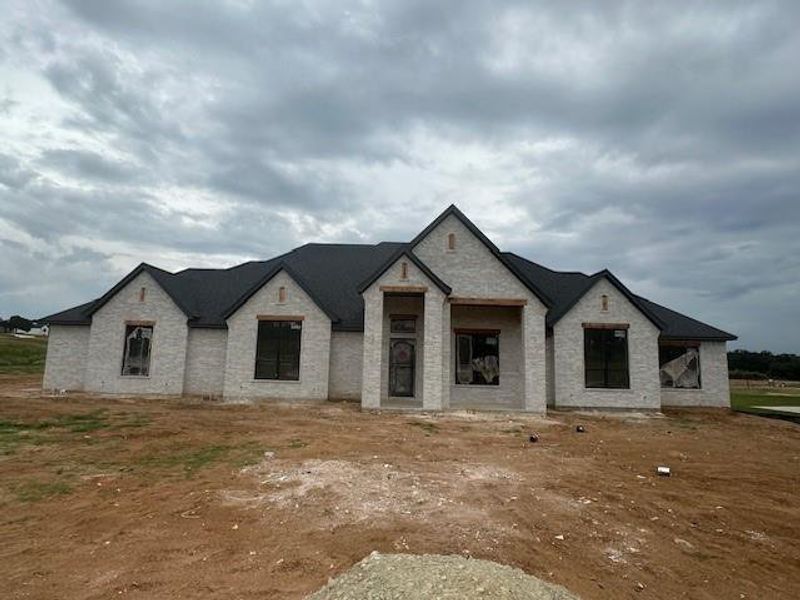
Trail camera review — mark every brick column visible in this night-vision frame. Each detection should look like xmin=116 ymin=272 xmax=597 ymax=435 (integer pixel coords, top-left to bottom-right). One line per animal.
xmin=361 ymin=289 xmax=383 ymax=409
xmin=522 ymin=304 xmax=547 ymax=413
xmin=423 ymin=289 xmax=445 ymax=410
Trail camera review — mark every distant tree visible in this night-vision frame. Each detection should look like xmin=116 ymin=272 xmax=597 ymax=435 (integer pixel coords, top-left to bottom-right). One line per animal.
xmin=8 ymin=315 xmax=33 ymax=332
xmin=728 ymin=349 xmax=800 ymax=381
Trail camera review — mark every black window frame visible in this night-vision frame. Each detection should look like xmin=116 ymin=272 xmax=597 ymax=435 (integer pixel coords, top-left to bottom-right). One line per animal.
xmin=584 ymin=327 xmax=630 ymax=389
xmin=455 ymin=330 xmax=500 ymax=386
xmin=659 ymin=343 xmax=702 ymax=389
xmin=121 ymin=324 xmax=153 ymax=377
xmin=254 ymin=319 xmax=302 ymax=381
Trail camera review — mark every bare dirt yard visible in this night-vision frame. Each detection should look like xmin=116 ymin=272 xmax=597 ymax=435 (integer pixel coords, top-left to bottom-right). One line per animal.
xmin=2 ymin=374 xmax=799 ymax=599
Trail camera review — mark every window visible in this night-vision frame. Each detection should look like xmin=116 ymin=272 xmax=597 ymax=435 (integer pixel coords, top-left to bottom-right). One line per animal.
xmin=584 ymin=328 xmax=629 ymax=388
xmin=139 ymin=287 xmax=146 ymax=302
xmin=600 ymin=294 xmax=609 ymax=312
xmin=455 ymin=331 xmax=499 ymax=385
xmin=255 ymin=320 xmax=302 ymax=380
xmin=121 ymin=324 xmax=152 ymax=376
xmin=447 ymin=233 xmax=456 ymax=250
xmin=400 ymin=262 xmax=408 ymax=279
xmin=660 ymin=344 xmax=701 ymax=388
xmin=391 ymin=316 xmax=416 ymax=334
xmin=278 ymin=286 xmax=287 ymax=303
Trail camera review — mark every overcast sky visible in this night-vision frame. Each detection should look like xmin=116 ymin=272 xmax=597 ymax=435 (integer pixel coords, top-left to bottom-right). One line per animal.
xmin=1 ymin=1 xmax=798 ymax=352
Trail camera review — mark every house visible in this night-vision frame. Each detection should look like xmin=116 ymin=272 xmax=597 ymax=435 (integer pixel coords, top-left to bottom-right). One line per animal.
xmin=40 ymin=205 xmax=736 ymax=411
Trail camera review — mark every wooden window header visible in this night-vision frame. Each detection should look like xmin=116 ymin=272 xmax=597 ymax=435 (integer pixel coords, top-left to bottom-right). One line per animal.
xmin=380 ymin=285 xmax=428 ymax=294
xmin=449 ymin=297 xmax=527 ymax=307
xmin=582 ymin=322 xmax=629 ymax=330
xmin=125 ymin=320 xmax=155 ymax=327
xmin=257 ymin=315 xmax=305 ymax=321
xmin=454 ymin=328 xmax=501 ymax=335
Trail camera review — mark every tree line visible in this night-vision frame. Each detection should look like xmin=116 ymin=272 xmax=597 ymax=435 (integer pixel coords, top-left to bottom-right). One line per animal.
xmin=728 ymin=349 xmax=800 ymax=381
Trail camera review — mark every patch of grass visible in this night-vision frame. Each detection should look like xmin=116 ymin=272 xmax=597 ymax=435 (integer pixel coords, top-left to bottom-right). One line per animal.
xmin=407 ymin=421 xmax=439 ymax=435
xmin=13 ymin=480 xmax=72 ymax=503
xmin=287 ymin=438 xmax=307 ymax=449
xmin=0 ymin=334 xmax=47 ymax=374
xmin=731 ymin=389 xmax=800 ymax=411
xmin=136 ymin=441 xmax=266 ymax=477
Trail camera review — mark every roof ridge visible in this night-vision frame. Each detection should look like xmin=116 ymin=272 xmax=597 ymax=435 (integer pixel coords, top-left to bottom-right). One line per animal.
xmin=504 ymin=252 xmax=589 ymax=277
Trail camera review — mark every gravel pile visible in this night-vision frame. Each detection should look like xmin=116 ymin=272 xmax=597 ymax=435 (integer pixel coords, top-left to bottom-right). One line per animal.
xmin=306 ymin=552 xmax=579 ymax=600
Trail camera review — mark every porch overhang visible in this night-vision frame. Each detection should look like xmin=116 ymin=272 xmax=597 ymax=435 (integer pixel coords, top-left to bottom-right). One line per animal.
xmin=448 ymin=297 xmax=528 ymax=307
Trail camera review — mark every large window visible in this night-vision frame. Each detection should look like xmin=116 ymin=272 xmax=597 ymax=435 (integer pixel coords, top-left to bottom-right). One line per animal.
xmin=584 ymin=327 xmax=629 ymax=388
xmin=659 ymin=344 xmax=701 ymax=389
xmin=255 ymin=320 xmax=302 ymax=380
xmin=455 ymin=331 xmax=500 ymax=385
xmin=121 ymin=324 xmax=152 ymax=376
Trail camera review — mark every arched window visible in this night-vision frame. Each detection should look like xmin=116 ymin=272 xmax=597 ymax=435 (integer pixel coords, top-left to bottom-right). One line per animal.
xmin=601 ymin=294 xmax=609 ymax=312
xmin=139 ymin=287 xmax=146 ymax=303
xmin=447 ymin=232 xmax=456 ymax=250
xmin=278 ymin=286 xmax=287 ymax=303
xmin=400 ymin=261 xmax=408 ymax=279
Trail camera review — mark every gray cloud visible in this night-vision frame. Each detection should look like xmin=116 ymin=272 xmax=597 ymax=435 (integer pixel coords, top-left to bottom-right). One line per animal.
xmin=0 ymin=0 xmax=797 ymax=351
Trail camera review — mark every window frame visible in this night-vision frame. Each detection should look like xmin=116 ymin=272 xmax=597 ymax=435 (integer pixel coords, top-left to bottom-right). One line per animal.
xmin=121 ymin=322 xmax=154 ymax=377
xmin=390 ymin=315 xmax=417 ymax=334
xmin=254 ymin=318 xmax=303 ymax=381
xmin=583 ymin=326 xmax=630 ymax=389
xmin=454 ymin=329 xmax=500 ymax=386
xmin=659 ymin=342 xmax=702 ymax=389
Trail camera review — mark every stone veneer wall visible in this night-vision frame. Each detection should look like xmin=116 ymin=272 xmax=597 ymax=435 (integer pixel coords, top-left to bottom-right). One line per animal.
xmin=43 ymin=325 xmax=90 ymax=391
xmin=553 ymin=278 xmax=661 ymax=409
xmin=223 ymin=270 xmax=331 ymax=402
xmin=660 ymin=341 xmax=731 ymax=407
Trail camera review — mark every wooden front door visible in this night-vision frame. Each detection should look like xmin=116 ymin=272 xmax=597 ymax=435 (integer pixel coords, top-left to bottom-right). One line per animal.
xmin=389 ymin=338 xmax=415 ymax=397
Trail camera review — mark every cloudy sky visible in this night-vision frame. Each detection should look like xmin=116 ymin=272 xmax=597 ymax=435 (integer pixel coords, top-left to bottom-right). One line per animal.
xmin=1 ymin=1 xmax=798 ymax=352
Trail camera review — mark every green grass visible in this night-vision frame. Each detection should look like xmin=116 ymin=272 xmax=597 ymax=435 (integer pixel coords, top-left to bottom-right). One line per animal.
xmin=13 ymin=480 xmax=72 ymax=503
xmin=135 ymin=441 xmax=266 ymax=478
xmin=407 ymin=421 xmax=439 ymax=435
xmin=731 ymin=388 xmax=800 ymax=414
xmin=0 ymin=333 xmax=47 ymax=374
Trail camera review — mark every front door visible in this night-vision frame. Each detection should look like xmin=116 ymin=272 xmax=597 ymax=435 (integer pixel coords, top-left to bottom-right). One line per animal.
xmin=389 ymin=338 xmax=415 ymax=397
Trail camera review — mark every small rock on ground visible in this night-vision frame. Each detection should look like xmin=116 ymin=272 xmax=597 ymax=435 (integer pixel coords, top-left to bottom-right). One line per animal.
xmin=306 ymin=552 xmax=579 ymax=599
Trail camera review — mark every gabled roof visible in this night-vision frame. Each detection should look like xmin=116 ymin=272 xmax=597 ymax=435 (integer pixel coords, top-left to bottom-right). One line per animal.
xmin=357 ymin=245 xmax=452 ymax=295
xmin=222 ymin=260 xmax=340 ymax=322
xmin=409 ymin=205 xmax=553 ymax=307
xmin=504 ymin=253 xmax=737 ymax=340
xmin=41 ymin=206 xmax=736 ymax=341
xmin=87 ymin=262 xmax=197 ymax=319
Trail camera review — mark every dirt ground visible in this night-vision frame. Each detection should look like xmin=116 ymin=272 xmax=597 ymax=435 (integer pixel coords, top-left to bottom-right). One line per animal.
xmin=1 ymin=374 xmax=799 ymax=600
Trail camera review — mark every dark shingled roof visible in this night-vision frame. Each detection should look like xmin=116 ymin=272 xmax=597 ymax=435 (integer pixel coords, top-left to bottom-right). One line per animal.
xmin=41 ymin=209 xmax=736 ymax=342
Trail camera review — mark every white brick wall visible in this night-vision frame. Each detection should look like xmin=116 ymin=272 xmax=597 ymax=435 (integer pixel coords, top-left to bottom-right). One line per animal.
xmin=449 ymin=305 xmax=523 ymax=409
xmin=660 ymin=341 xmax=731 ymax=407
xmin=43 ymin=325 xmax=90 ymax=391
xmin=360 ymin=256 xmax=447 ymax=409
xmin=328 ymin=331 xmax=363 ymax=400
xmin=380 ymin=295 xmax=425 ymax=402
xmin=184 ymin=328 xmax=227 ymax=396
xmin=413 ymin=214 xmax=548 ymax=412
xmin=553 ymin=278 xmax=661 ymax=409
xmin=84 ymin=272 xmax=189 ymax=395
xmin=223 ymin=270 xmax=331 ymax=402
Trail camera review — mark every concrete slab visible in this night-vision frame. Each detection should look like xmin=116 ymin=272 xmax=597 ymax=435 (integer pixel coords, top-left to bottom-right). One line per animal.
xmin=753 ymin=406 xmax=800 ymax=414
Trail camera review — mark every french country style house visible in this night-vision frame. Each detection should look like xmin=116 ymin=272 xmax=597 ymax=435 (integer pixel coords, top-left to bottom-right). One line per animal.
xmin=41 ymin=205 xmax=736 ymax=412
